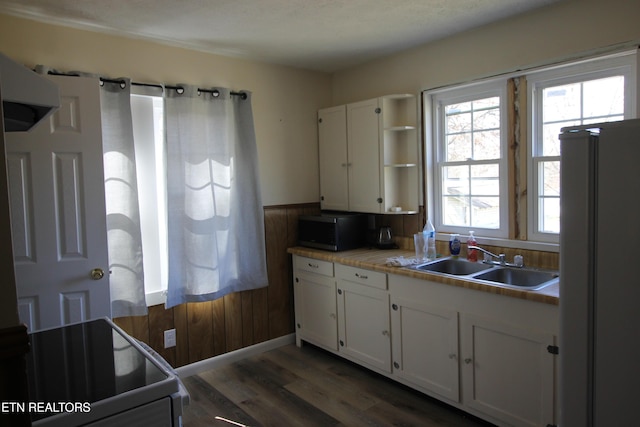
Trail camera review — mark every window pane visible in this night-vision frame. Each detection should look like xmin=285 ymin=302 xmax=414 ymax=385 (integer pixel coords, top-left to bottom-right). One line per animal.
xmin=583 ymin=76 xmax=624 ymax=118
xmin=473 ymin=97 xmax=500 ymax=109
xmin=445 ymin=97 xmax=501 ymax=162
xmin=446 ymin=111 xmax=471 ymax=132
xmin=542 ymin=121 xmax=579 ymax=156
xmin=446 ymin=133 xmax=471 ymax=161
xmin=471 ymin=197 xmax=500 ymax=229
xmin=471 ymin=164 xmax=500 ymax=195
xmin=540 ymin=161 xmax=560 ymax=196
xmin=443 ymin=196 xmax=469 ymax=226
xmin=445 ymin=102 xmax=471 ymax=114
xmin=440 ymin=94 xmax=503 ymax=232
xmin=443 ymin=165 xmax=469 ymax=196
xmin=539 ymin=197 xmax=560 ymax=233
xmin=473 ymin=130 xmax=500 ymax=160
xmin=473 ymin=107 xmax=500 ymax=130
xmin=543 ymin=83 xmax=581 ymax=122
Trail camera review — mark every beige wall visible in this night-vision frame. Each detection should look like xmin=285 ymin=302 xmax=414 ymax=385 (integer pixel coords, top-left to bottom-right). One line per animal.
xmin=3 ymin=0 xmax=639 ymax=208
xmin=332 ymin=0 xmax=640 ymax=104
xmin=0 ymin=13 xmax=331 ymax=206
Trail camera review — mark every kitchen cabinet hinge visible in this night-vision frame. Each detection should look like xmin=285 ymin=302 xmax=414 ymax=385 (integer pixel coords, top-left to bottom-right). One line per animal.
xmin=547 ymin=345 xmax=559 ymax=355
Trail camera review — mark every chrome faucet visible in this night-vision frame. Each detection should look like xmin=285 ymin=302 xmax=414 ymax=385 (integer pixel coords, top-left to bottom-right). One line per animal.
xmin=467 ymin=245 xmax=524 ymax=268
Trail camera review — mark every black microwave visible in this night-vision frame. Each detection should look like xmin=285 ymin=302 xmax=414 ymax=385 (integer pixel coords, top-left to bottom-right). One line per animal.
xmin=298 ymin=213 xmax=366 ymax=251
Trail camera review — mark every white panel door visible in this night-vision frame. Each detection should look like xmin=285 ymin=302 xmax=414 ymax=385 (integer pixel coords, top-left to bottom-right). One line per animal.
xmin=7 ymin=75 xmax=110 ymax=331
xmin=461 ymin=314 xmax=555 ymax=427
xmin=390 ymin=297 xmax=459 ymax=402
xmin=347 ymin=98 xmax=382 ymax=213
xmin=337 ymin=279 xmax=391 ymax=372
xmin=294 ymin=271 xmax=338 ymax=351
xmin=318 ymin=105 xmax=349 ymax=211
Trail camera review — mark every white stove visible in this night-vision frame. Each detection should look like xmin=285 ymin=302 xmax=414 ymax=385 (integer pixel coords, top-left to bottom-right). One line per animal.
xmin=26 ymin=318 xmax=188 ymax=426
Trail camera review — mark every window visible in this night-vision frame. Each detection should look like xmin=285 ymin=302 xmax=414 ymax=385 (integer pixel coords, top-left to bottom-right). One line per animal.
xmin=425 ymin=50 xmax=637 ymax=245
xmin=131 ymin=93 xmax=168 ymax=305
xmin=527 ymin=53 xmax=636 ymax=242
xmin=430 ymin=82 xmax=508 ymax=238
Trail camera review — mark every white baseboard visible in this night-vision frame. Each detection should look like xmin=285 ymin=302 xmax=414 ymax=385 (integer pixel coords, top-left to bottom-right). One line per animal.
xmin=175 ymin=333 xmax=296 ymax=378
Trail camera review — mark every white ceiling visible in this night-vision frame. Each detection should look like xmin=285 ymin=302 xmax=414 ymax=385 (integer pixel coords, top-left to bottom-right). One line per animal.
xmin=0 ymin=0 xmax=559 ymax=73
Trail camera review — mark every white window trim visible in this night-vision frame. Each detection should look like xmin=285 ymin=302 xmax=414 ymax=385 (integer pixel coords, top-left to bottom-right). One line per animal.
xmin=526 ymin=50 xmax=638 ymax=243
xmin=428 ymin=79 xmax=509 ymax=239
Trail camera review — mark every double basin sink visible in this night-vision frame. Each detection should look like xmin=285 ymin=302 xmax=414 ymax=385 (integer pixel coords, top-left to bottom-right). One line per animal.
xmin=412 ymin=257 xmax=559 ymax=291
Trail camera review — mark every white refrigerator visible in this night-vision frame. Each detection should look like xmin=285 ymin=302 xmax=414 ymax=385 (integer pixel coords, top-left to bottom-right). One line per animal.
xmin=559 ymin=118 xmax=640 ymax=426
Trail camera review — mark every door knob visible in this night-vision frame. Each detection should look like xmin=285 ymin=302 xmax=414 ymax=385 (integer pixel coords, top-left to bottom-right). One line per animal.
xmin=90 ymin=268 xmax=105 ymax=280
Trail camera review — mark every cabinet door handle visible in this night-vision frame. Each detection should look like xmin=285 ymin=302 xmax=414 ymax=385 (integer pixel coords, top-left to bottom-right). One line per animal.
xmin=329 ymin=313 xmax=336 ymax=319
xmin=382 ymin=330 xmax=389 ymax=337
xmin=307 ymin=263 xmax=319 ymax=269
xmin=337 ymin=289 xmax=342 ymax=295
xmin=355 ymin=273 xmax=368 ymax=279
xmin=392 ymin=304 xmax=398 ymax=311
xmin=393 ymin=362 xmax=400 ymax=369
xmin=464 ymin=358 xmax=473 ymax=364
xmin=449 ymin=354 xmax=457 ymax=360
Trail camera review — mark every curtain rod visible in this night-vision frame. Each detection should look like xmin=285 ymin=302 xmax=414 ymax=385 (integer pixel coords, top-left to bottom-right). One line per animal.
xmin=45 ymin=71 xmax=247 ymax=100
xmin=103 ymin=77 xmax=248 ymax=100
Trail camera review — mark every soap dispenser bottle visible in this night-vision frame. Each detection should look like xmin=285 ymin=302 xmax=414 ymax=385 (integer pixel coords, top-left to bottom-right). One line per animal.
xmin=449 ymin=234 xmax=461 ymax=258
xmin=467 ymin=231 xmax=478 ymax=262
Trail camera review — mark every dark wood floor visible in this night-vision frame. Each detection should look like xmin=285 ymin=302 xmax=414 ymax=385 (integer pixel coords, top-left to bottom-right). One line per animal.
xmin=181 ymin=343 xmax=494 ymax=427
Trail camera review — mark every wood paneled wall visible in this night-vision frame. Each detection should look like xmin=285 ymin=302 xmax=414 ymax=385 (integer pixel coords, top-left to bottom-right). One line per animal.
xmin=113 ymin=203 xmax=556 ymax=369
xmin=113 ymin=203 xmax=321 ymax=368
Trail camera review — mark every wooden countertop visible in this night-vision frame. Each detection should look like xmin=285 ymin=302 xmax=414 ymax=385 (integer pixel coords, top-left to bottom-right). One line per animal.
xmin=288 ymin=246 xmax=559 ymax=306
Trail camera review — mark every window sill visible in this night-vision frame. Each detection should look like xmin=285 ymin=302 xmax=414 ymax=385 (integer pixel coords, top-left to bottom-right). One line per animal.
xmin=145 ymin=290 xmax=166 ymax=307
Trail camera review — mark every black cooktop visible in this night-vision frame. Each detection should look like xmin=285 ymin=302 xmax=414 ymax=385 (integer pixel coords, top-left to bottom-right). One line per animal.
xmin=26 ymin=318 xmax=169 ymax=422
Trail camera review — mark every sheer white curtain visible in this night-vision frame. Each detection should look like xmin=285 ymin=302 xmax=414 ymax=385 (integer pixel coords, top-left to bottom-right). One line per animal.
xmin=164 ymin=86 xmax=267 ymax=308
xmin=100 ymin=79 xmax=147 ymax=317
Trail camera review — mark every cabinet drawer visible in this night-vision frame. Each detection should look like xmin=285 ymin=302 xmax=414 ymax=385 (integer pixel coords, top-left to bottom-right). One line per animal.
xmin=296 ymin=256 xmax=334 ymax=277
xmin=335 ymin=264 xmax=387 ymax=289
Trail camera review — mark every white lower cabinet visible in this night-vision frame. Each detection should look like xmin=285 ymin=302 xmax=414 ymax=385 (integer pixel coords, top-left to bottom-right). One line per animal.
xmin=390 ymin=274 xmax=558 ymax=427
xmin=337 ymin=279 xmax=391 ymax=372
xmin=293 ymin=256 xmax=338 ymax=351
xmin=390 ymin=297 xmax=459 ymax=401
xmin=292 ymin=255 xmax=559 ymax=427
xmin=460 ymin=314 xmax=555 ymax=427
xmin=336 ymin=264 xmax=391 ymax=373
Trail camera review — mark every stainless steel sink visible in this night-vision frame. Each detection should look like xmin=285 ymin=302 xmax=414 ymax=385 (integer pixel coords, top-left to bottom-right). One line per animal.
xmin=471 ymin=267 xmax=559 ymax=290
xmin=416 ymin=258 xmax=494 ymax=275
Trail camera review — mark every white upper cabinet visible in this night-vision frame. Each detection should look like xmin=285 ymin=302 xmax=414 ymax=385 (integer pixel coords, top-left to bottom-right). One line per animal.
xmin=318 ymin=105 xmax=349 ymax=211
xmin=318 ymin=94 xmax=420 ymax=214
xmin=346 ymin=98 xmax=383 ymax=213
